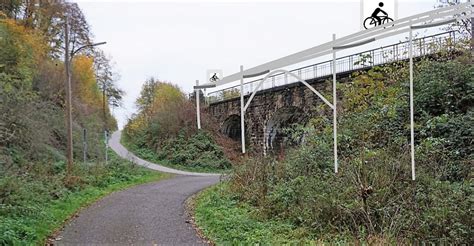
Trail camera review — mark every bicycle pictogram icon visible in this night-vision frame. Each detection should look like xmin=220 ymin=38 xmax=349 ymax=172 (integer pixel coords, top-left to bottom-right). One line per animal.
xmin=209 ymin=73 xmax=219 ymax=83
xmin=364 ymin=2 xmax=393 ymax=29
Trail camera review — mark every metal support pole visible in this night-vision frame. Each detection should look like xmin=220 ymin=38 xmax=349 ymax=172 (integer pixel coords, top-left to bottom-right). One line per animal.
xmin=83 ymin=128 xmax=87 ymax=163
xmin=196 ymin=80 xmax=201 ymax=130
xmin=240 ymin=65 xmax=246 ymax=154
xmin=360 ymin=0 xmax=364 ymax=30
xmin=263 ymin=123 xmax=267 ymax=156
xmin=104 ymin=130 xmax=108 ymax=165
xmin=409 ymin=29 xmax=416 ymax=181
xmin=332 ymin=34 xmax=338 ymax=174
xmin=64 ymin=16 xmax=74 ymax=176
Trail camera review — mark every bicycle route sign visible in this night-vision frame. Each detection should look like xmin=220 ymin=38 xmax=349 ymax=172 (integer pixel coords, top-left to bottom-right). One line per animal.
xmin=361 ymin=0 xmax=398 ymax=29
xmin=206 ymin=69 xmax=223 ymax=83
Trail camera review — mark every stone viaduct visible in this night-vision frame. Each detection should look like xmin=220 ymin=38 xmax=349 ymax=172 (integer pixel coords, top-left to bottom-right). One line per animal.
xmin=202 ymin=31 xmax=457 ymax=154
xmin=206 ymin=72 xmax=350 ymax=155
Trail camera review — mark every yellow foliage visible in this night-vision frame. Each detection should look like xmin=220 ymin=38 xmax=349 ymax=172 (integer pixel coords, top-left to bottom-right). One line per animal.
xmin=72 ymin=55 xmax=102 ymax=109
xmin=126 ymin=113 xmax=147 ymax=136
xmin=0 ymin=18 xmax=48 ymax=80
xmin=2 ymin=19 xmax=47 ymax=57
xmin=127 ymin=81 xmax=186 ymax=136
xmin=151 ymin=83 xmax=185 ymax=112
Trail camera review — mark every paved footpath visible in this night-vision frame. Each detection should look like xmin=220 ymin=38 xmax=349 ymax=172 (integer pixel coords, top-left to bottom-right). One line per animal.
xmin=55 ymin=131 xmax=221 ymax=245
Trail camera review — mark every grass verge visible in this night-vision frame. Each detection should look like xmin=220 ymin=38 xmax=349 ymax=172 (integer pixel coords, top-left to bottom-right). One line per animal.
xmin=193 ymin=182 xmax=337 ymax=244
xmin=0 ymin=151 xmax=171 ymax=245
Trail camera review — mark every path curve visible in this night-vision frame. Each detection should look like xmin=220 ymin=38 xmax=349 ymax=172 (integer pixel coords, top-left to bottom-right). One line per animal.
xmin=55 ymin=131 xmax=221 ymax=245
xmin=109 ymin=131 xmax=221 ymax=176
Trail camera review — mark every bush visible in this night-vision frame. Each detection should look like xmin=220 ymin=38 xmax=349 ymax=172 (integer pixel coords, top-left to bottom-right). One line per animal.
xmin=226 ymin=58 xmax=473 ymax=243
xmin=123 ymin=79 xmax=235 ymax=172
xmin=0 ymin=151 xmax=165 ymax=245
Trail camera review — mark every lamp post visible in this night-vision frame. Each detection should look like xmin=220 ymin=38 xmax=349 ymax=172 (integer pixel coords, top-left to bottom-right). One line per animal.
xmin=64 ymin=16 xmax=106 ymax=177
xmin=193 ymin=82 xmax=216 ymax=130
xmin=196 ymin=80 xmax=201 ymax=130
xmin=240 ymin=65 xmax=245 ymax=154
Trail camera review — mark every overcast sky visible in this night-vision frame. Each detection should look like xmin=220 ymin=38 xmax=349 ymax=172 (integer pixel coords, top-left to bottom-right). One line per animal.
xmin=76 ymin=0 xmax=438 ymax=128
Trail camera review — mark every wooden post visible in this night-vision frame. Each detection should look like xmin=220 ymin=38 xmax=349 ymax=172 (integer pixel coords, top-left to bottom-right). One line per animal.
xmin=64 ymin=16 xmax=74 ymax=177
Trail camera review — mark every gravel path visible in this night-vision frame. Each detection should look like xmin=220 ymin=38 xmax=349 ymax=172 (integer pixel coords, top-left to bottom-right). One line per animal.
xmin=55 ymin=131 xmax=221 ymax=245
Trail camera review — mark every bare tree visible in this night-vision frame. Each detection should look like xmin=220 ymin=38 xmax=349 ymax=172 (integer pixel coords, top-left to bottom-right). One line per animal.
xmin=435 ymin=0 xmax=472 ymax=37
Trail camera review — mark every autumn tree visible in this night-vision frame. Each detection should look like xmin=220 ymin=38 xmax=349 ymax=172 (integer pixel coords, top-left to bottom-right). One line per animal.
xmin=0 ymin=1 xmax=122 ymax=162
xmin=94 ymin=50 xmax=124 ymax=113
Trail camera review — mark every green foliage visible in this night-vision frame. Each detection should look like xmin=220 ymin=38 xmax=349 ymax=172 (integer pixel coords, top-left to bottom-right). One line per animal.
xmin=220 ymin=88 xmax=240 ymax=100
xmin=124 ymin=79 xmax=233 ymax=172
xmin=198 ymin=57 xmax=473 ymax=243
xmin=0 ymin=151 xmax=169 ymax=245
xmin=0 ymin=11 xmax=121 ymax=161
xmin=159 ymin=131 xmax=231 ymax=169
xmin=195 ymin=183 xmax=326 ymax=244
xmin=415 ymin=61 xmax=473 ymax=116
xmin=122 ymin=131 xmax=230 ymax=173
xmin=0 ymin=7 xmax=126 ymax=245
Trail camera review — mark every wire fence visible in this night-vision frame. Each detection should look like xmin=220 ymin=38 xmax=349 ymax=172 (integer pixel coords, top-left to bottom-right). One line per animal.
xmin=206 ymin=31 xmax=459 ymax=104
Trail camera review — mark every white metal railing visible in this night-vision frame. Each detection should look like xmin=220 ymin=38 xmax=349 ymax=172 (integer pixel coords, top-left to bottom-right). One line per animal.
xmin=207 ymin=31 xmax=459 ymax=104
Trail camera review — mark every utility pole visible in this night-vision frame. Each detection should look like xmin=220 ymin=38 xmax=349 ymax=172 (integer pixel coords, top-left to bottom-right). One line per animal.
xmin=102 ymin=77 xmax=108 ymax=164
xmin=102 ymin=65 xmax=107 ymax=131
xmin=64 ymin=16 xmax=74 ymax=177
xmin=83 ymin=128 xmax=87 ymax=163
xmin=63 ymin=14 xmax=106 ymax=175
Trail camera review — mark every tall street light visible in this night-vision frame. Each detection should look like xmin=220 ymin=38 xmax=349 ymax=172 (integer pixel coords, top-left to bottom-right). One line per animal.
xmin=64 ymin=16 xmax=106 ymax=177
xmin=193 ymin=82 xmax=216 ymax=130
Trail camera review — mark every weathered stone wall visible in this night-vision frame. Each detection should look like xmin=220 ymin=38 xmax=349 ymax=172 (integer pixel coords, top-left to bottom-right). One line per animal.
xmin=207 ymin=48 xmax=459 ymax=154
xmin=208 ymin=72 xmax=351 ymax=154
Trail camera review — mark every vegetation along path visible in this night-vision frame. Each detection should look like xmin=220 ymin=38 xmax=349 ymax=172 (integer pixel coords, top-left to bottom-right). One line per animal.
xmin=55 ymin=131 xmax=221 ymax=245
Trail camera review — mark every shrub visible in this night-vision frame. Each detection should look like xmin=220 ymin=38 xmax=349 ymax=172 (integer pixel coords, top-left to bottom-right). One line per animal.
xmin=123 ymin=79 xmax=235 ymax=171
xmin=228 ymin=58 xmax=472 ymax=243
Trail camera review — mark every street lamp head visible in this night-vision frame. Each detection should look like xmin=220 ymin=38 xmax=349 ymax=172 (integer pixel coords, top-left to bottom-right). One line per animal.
xmin=194 ymin=84 xmax=216 ymax=89
xmin=71 ymin=41 xmax=107 ymax=57
xmin=93 ymin=41 xmax=107 ymax=47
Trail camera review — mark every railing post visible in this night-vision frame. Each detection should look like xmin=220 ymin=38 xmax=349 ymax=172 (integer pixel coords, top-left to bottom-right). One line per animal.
xmin=393 ymin=45 xmax=397 ymax=61
xmin=419 ymin=38 xmax=422 ymax=56
xmin=395 ymin=44 xmax=400 ymax=61
xmin=453 ymin=31 xmax=456 ymax=48
xmin=423 ymin=37 xmax=426 ymax=55
xmin=371 ymin=50 xmax=375 ymax=65
xmin=313 ymin=65 xmax=317 ymax=78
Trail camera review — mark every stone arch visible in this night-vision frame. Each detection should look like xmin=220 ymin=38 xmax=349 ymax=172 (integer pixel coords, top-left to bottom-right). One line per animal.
xmin=264 ymin=106 xmax=307 ymax=154
xmin=221 ymin=114 xmax=242 ymax=141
